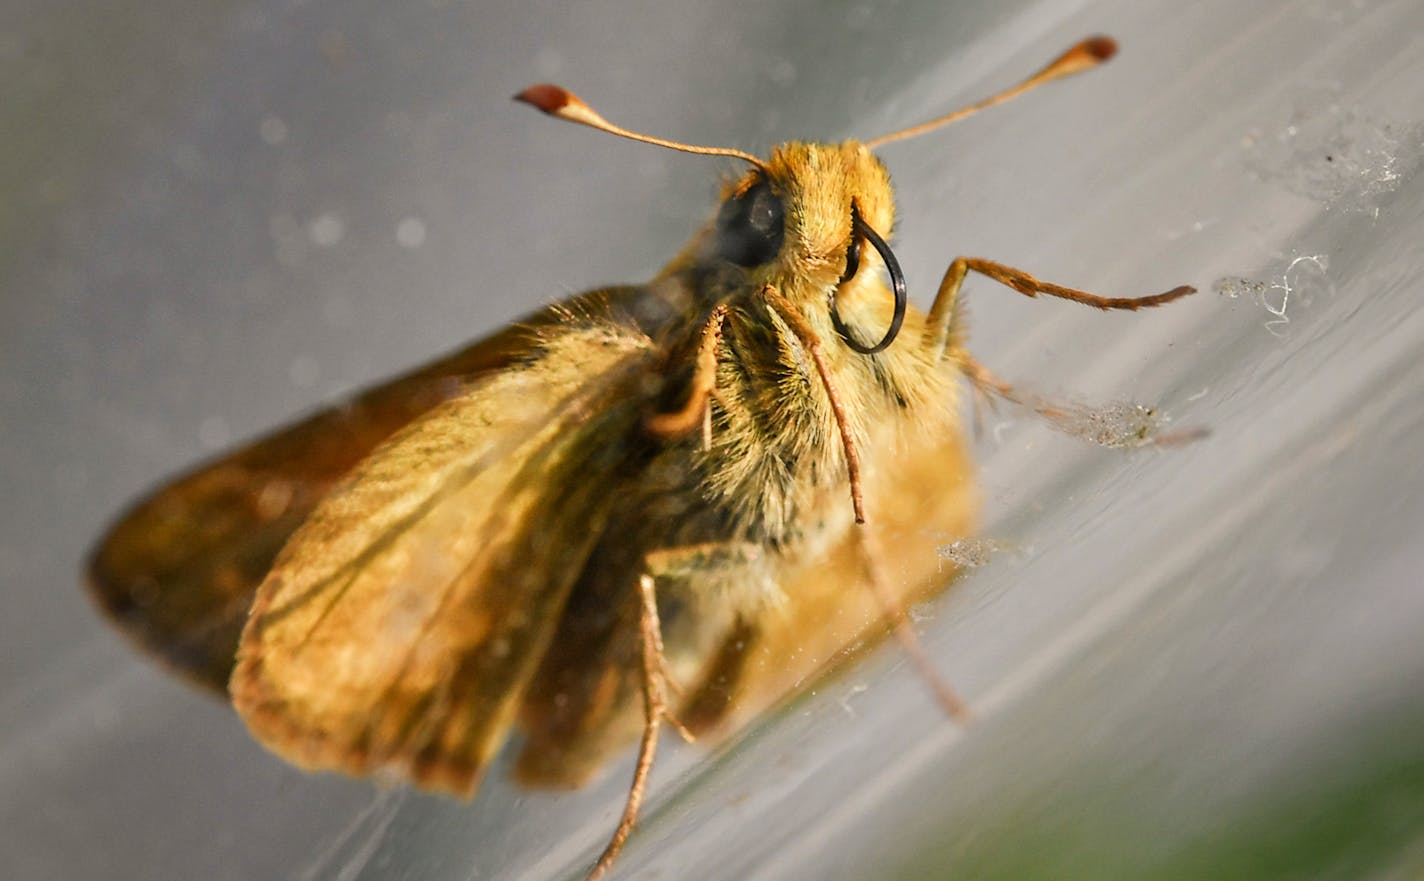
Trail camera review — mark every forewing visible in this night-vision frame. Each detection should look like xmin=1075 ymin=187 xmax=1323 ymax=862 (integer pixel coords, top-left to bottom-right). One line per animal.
xmin=86 ymin=287 xmax=645 ymax=691
xmin=229 ymin=321 xmax=658 ymax=796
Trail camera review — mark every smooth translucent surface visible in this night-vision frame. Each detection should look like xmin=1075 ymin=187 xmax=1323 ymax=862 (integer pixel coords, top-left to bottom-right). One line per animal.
xmin=3 ymin=1 xmax=1422 ymax=879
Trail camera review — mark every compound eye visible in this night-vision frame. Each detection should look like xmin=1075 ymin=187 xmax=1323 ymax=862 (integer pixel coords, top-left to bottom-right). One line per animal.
xmin=715 ymin=181 xmax=785 ymax=267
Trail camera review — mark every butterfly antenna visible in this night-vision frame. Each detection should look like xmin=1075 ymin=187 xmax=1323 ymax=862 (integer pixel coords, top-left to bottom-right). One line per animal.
xmin=515 ymin=84 xmax=768 ymax=171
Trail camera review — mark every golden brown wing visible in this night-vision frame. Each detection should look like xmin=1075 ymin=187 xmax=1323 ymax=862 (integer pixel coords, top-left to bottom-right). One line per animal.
xmin=86 ymin=286 xmax=646 ymax=692
xmin=229 ymin=319 xmax=660 ymax=796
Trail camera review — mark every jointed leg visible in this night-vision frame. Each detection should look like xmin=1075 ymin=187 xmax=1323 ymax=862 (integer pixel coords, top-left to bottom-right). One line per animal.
xmin=763 ymin=285 xmax=867 ymax=524
xmin=961 ymin=346 xmax=1204 ymax=449
xmin=646 ymin=304 xmax=730 ymax=443
xmin=586 ymin=574 xmax=676 ymax=881
xmin=854 ymin=526 xmax=970 ymax=722
xmin=925 ymin=256 xmax=1195 ymax=361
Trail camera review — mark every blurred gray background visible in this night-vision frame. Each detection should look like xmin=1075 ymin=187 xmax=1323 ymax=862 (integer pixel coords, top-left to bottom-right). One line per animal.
xmin=3 ymin=0 xmax=1423 ymax=879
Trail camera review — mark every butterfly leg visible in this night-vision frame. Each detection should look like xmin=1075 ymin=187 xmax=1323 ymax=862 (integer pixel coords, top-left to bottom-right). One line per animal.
xmin=924 ymin=257 xmax=1195 ymax=362
xmin=645 ymin=304 xmax=730 ymax=445
xmin=922 ymin=258 xmax=1198 ymax=447
xmin=765 ymin=279 xmax=970 ymax=718
xmin=585 ymin=540 xmax=768 ymax=880
xmin=585 ymin=570 xmax=680 ymax=881
xmin=852 ymin=524 xmax=970 ymax=722
xmin=762 ymin=285 xmax=866 ymax=523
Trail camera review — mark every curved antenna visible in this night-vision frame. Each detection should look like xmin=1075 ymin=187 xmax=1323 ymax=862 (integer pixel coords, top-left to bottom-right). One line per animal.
xmin=514 ymin=84 xmax=768 ymax=172
xmin=865 ymin=36 xmax=1117 ymax=149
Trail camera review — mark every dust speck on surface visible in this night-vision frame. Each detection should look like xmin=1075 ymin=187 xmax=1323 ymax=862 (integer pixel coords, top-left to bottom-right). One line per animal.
xmin=1040 ymin=402 xmax=1164 ymax=449
xmin=936 ymin=537 xmax=1002 ymax=570
xmin=1242 ymin=87 xmax=1422 ymax=213
xmin=1215 ymin=254 xmax=1331 ymax=335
